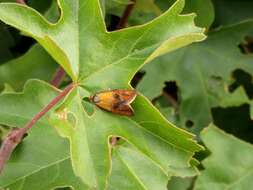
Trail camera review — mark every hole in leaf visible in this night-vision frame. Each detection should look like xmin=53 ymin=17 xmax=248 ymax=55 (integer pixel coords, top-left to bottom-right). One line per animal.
xmin=110 ymin=136 xmax=121 ymax=146
xmin=9 ymin=34 xmax=36 ymax=56
xmin=229 ymin=69 xmax=253 ymax=99
xmin=106 ymin=14 xmax=121 ymax=31
xmin=212 ymin=104 xmax=253 ymax=143
xmin=238 ymin=36 xmax=253 ymax=54
xmin=185 ymin=120 xmax=194 ymax=128
xmin=26 ymin=0 xmax=56 ymax=16
xmin=163 ymin=81 xmax=179 ymax=101
xmin=153 ymin=81 xmax=180 ymax=110
xmin=82 ymin=97 xmax=95 ymax=116
xmin=131 ymin=71 xmax=145 ymax=88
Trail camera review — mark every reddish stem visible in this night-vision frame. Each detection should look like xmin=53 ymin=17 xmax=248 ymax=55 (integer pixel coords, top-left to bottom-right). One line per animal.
xmin=0 ymin=83 xmax=76 ymax=173
xmin=16 ymin=0 xmax=26 ymax=4
xmin=117 ymin=0 xmax=136 ymax=29
xmin=50 ymin=67 xmax=66 ymax=88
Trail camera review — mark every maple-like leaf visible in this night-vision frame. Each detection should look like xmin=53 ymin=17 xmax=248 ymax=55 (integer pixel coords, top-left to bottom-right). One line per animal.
xmin=0 ymin=0 xmax=205 ymax=189
xmin=138 ymin=20 xmax=253 ymax=133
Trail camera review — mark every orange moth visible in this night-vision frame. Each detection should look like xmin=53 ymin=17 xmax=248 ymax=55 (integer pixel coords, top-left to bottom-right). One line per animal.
xmin=90 ymin=89 xmax=137 ymax=116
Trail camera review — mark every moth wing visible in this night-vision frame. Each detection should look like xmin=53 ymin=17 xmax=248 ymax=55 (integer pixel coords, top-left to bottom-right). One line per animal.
xmin=93 ymin=91 xmax=115 ymax=112
xmin=112 ymin=103 xmax=134 ymax=116
xmin=113 ymin=90 xmax=137 ymax=103
xmin=91 ymin=90 xmax=137 ymax=116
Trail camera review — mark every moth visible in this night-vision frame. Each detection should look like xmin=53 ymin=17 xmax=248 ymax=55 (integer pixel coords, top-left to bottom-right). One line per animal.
xmin=90 ymin=89 xmax=137 ymax=116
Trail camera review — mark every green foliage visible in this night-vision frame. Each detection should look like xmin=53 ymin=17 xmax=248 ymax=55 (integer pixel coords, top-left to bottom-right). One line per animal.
xmin=0 ymin=0 xmax=253 ymax=189
xmin=212 ymin=0 xmax=253 ymax=26
xmin=0 ymin=44 xmax=57 ymax=90
xmin=138 ymin=20 xmax=253 ymax=133
xmin=156 ymin=0 xmax=214 ymax=28
xmin=0 ymin=0 xmax=205 ymax=189
xmin=195 ymin=125 xmax=253 ymax=190
xmin=0 ymin=80 xmax=86 ymax=189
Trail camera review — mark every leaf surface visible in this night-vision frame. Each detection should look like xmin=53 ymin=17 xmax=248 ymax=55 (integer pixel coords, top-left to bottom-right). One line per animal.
xmin=0 ymin=0 xmax=205 ymax=189
xmin=194 ymin=124 xmax=253 ymax=190
xmin=212 ymin=0 xmax=253 ymax=26
xmin=138 ymin=20 xmax=253 ymax=133
xmin=0 ymin=44 xmax=57 ymax=90
xmin=0 ymin=80 xmax=86 ymax=190
xmin=156 ymin=0 xmax=214 ymax=28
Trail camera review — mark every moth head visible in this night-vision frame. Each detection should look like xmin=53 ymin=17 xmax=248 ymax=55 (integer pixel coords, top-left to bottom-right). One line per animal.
xmin=90 ymin=94 xmax=100 ymax=103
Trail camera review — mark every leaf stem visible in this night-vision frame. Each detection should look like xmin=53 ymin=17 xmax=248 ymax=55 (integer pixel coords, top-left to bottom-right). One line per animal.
xmin=117 ymin=0 xmax=136 ymax=29
xmin=0 ymin=83 xmax=76 ymax=173
xmin=50 ymin=67 xmax=66 ymax=87
xmin=16 ymin=0 xmax=26 ymax=4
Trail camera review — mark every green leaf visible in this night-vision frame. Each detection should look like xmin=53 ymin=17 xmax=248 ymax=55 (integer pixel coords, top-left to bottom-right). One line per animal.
xmin=194 ymin=124 xmax=253 ymax=190
xmin=0 ymin=80 xmax=86 ymax=190
xmin=0 ymin=44 xmax=57 ymax=90
xmin=183 ymin=0 xmax=214 ymax=28
xmin=212 ymin=0 xmax=253 ymax=26
xmin=0 ymin=0 xmax=205 ymax=81
xmin=138 ymin=20 xmax=253 ymax=133
xmin=0 ymin=0 xmax=205 ymax=189
xmin=156 ymin=0 xmax=214 ymax=28
xmin=51 ymin=92 xmax=202 ymax=189
xmin=167 ymin=177 xmax=193 ymax=190
xmin=108 ymin=143 xmax=169 ymax=190
xmin=108 ymin=142 xmax=198 ymax=190
xmin=107 ymin=0 xmax=214 ymax=29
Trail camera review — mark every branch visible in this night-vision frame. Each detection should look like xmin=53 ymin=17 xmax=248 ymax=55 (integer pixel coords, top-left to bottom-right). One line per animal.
xmin=16 ymin=0 xmax=26 ymax=4
xmin=117 ymin=0 xmax=136 ymax=29
xmin=50 ymin=67 xmax=66 ymax=88
xmin=0 ymin=83 xmax=76 ymax=173
xmin=162 ymin=91 xmax=179 ymax=111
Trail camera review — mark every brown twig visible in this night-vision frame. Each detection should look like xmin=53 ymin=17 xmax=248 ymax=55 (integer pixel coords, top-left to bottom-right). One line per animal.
xmin=116 ymin=0 xmax=136 ymax=29
xmin=16 ymin=0 xmax=26 ymax=4
xmin=162 ymin=91 xmax=179 ymax=111
xmin=50 ymin=67 xmax=66 ymax=88
xmin=0 ymin=83 xmax=76 ymax=173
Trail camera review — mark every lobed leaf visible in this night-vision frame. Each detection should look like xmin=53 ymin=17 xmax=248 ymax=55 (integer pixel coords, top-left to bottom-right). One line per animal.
xmin=195 ymin=124 xmax=253 ymax=190
xmin=0 ymin=0 xmax=205 ymax=189
xmin=138 ymin=20 xmax=253 ymax=133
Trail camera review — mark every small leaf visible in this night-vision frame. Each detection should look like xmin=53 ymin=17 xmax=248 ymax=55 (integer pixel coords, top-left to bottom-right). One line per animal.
xmin=194 ymin=124 xmax=253 ymax=190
